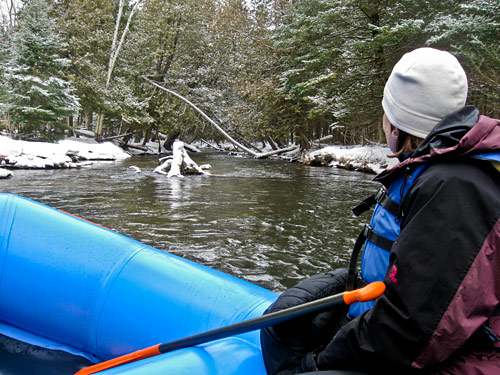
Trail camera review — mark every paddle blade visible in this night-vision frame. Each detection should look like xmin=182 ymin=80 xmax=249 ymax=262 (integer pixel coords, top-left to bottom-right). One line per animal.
xmin=74 ymin=344 xmax=161 ymax=375
xmin=343 ymin=281 xmax=385 ymax=305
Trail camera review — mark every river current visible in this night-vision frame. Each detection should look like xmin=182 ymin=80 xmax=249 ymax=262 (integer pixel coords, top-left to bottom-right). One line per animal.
xmin=0 ymin=152 xmax=377 ymax=293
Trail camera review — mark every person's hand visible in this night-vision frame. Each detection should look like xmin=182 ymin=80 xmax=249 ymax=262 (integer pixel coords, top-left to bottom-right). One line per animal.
xmin=261 ymin=269 xmax=350 ymax=375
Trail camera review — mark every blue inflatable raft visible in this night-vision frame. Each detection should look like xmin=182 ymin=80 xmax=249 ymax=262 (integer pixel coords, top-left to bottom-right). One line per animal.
xmin=0 ymin=193 xmax=279 ymax=374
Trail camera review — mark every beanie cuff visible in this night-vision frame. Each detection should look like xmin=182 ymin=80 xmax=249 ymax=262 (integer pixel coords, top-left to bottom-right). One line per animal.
xmin=382 ymin=91 xmax=440 ymax=139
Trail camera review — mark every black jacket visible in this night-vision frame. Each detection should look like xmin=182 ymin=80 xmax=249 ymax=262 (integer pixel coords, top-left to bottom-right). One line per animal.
xmin=318 ymin=107 xmax=500 ymax=373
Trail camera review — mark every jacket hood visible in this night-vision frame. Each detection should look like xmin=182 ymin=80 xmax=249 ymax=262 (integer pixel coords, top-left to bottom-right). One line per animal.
xmin=376 ymin=106 xmax=500 ymax=185
xmin=412 ymin=106 xmax=479 ymax=157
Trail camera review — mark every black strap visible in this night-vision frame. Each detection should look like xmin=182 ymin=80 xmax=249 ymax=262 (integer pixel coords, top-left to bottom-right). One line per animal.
xmin=346 ymin=226 xmax=368 ymax=290
xmin=377 ymin=189 xmax=400 ymax=217
xmin=352 ymin=188 xmax=400 ymax=217
xmin=346 ymin=225 xmax=395 ymax=291
xmin=365 ymin=226 xmax=394 ymax=252
xmin=352 ymin=195 xmax=376 ymax=217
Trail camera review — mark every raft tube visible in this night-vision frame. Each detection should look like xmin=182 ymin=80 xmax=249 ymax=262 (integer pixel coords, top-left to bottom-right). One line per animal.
xmin=0 ymin=193 xmax=278 ymax=374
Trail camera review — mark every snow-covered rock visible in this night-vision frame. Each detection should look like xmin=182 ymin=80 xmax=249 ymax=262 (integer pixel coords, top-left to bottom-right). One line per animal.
xmin=0 ymin=168 xmax=13 ymax=179
xmin=303 ymin=145 xmax=398 ymax=174
xmin=59 ymin=139 xmax=130 ymax=161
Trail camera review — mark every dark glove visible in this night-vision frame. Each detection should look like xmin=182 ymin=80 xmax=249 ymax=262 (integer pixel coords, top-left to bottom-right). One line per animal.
xmin=275 ymin=352 xmax=318 ymax=375
xmin=263 ymin=268 xmax=350 ymax=350
xmin=261 ymin=268 xmax=350 ymax=375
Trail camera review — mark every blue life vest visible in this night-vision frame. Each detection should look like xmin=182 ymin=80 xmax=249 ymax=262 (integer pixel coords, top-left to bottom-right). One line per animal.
xmin=347 ymin=163 xmax=429 ymax=318
xmin=347 ymin=151 xmax=500 ymax=319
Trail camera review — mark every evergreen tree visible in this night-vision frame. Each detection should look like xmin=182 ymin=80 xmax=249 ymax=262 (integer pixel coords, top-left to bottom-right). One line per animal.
xmin=274 ymin=0 xmax=431 ymax=144
xmin=6 ymin=0 xmax=80 ymax=140
xmin=425 ymin=0 xmax=500 ymax=118
xmin=117 ymin=0 xmax=193 ymax=141
xmin=54 ymin=0 xmax=121 ymax=134
xmin=272 ymin=0 xmax=500 ymax=145
xmin=232 ymin=0 xmax=295 ymax=147
xmin=121 ymin=0 xmax=264 ymax=145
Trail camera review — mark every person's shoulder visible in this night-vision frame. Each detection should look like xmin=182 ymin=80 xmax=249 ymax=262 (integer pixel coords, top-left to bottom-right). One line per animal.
xmin=415 ymin=157 xmax=500 ymax=200
xmin=403 ymin=158 xmax=500 ymax=231
xmin=422 ymin=157 xmax=497 ymax=182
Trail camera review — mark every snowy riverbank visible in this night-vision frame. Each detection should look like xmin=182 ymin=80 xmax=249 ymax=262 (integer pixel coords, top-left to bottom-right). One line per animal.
xmin=0 ymin=135 xmax=397 ymax=178
xmin=302 ymin=145 xmax=398 ymax=174
xmin=0 ymin=135 xmax=130 ymax=177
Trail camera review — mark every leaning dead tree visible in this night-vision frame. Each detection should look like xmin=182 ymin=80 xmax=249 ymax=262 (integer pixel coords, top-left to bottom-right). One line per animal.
xmin=154 ymin=141 xmax=210 ymax=178
xmin=142 ymin=76 xmax=298 ymax=158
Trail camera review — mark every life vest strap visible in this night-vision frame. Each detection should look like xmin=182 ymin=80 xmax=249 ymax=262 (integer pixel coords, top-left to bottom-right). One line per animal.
xmin=366 ymin=225 xmax=394 ymax=252
xmin=346 ymin=225 xmax=395 ymax=290
xmin=352 ymin=188 xmax=400 ymax=217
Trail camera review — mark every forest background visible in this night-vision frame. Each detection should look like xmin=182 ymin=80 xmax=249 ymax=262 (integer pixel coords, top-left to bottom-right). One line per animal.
xmin=0 ymin=0 xmax=498 ymax=153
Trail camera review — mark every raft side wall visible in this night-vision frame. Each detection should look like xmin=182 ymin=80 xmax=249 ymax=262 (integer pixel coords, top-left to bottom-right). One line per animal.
xmin=0 ymin=193 xmax=277 ymax=362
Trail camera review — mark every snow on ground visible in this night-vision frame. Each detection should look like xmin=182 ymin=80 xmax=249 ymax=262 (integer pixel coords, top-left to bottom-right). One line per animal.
xmin=0 ymin=168 xmax=13 ymax=178
xmin=303 ymin=145 xmax=398 ymax=174
xmin=59 ymin=138 xmax=130 ymax=161
xmin=0 ymin=135 xmax=130 ymax=177
xmin=0 ymin=135 xmax=396 ymax=178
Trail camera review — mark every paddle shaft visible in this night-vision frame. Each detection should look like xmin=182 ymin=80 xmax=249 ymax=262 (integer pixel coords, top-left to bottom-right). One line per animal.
xmin=161 ymin=287 xmax=344 ymax=353
xmin=75 ymin=281 xmax=385 ymax=375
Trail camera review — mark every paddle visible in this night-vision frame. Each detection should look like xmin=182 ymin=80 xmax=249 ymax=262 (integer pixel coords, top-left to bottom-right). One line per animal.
xmin=75 ymin=281 xmax=385 ymax=375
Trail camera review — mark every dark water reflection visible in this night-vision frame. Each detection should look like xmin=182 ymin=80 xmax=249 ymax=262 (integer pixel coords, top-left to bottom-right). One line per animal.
xmin=0 ymin=152 xmax=377 ymax=292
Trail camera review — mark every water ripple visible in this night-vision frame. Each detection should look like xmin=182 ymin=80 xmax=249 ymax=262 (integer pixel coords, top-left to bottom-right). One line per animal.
xmin=0 ymin=153 xmax=377 ymax=292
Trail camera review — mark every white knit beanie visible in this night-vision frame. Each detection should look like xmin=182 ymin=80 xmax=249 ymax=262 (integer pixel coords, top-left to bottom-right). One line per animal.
xmin=382 ymin=47 xmax=468 ymax=139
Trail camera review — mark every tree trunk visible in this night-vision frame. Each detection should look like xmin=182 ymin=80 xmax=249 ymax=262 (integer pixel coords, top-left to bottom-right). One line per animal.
xmin=265 ymin=136 xmax=278 ymax=150
xmin=95 ymin=113 xmax=104 ymax=141
xmin=142 ymin=128 xmax=152 ymax=146
xmin=86 ymin=112 xmax=93 ymax=131
xmin=142 ymin=77 xmax=298 ymax=159
xmin=164 ymin=132 xmax=181 ymax=151
xmin=95 ymin=0 xmax=142 ymax=142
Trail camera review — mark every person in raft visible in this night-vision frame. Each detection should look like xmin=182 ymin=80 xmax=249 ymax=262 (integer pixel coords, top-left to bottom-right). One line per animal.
xmin=261 ymin=47 xmax=500 ymax=374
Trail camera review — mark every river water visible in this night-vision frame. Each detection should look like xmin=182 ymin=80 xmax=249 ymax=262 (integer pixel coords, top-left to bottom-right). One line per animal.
xmin=0 ymin=152 xmax=377 ymax=293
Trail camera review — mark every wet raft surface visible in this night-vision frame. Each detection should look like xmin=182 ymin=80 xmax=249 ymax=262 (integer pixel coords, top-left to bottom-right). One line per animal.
xmin=0 ymin=334 xmax=92 ymax=375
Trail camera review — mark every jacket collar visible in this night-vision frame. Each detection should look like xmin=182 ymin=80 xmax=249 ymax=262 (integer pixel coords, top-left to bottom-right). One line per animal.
xmin=375 ymin=106 xmax=500 ymax=185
